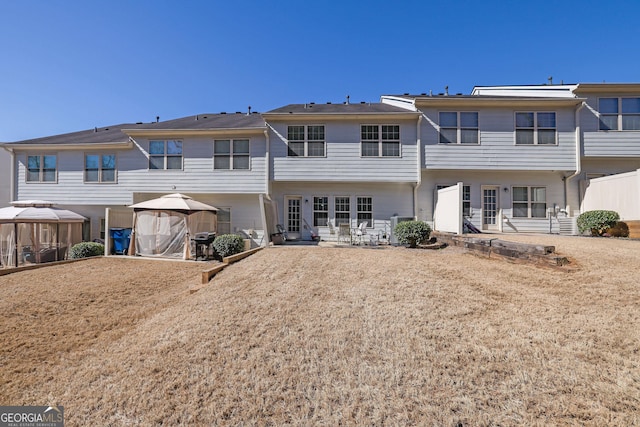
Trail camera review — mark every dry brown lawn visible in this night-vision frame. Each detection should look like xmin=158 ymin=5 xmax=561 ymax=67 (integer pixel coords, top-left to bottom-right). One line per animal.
xmin=1 ymin=235 xmax=639 ymax=426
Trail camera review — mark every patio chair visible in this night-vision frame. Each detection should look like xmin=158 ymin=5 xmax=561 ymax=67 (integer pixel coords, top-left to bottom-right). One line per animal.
xmin=354 ymin=221 xmax=368 ymax=245
xmin=338 ymin=223 xmax=350 ymax=244
xmin=327 ymin=220 xmax=337 ymax=236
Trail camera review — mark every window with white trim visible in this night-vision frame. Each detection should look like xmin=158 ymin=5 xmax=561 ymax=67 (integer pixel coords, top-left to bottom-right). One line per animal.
xmin=439 ymin=112 xmax=479 ymax=144
xmin=27 ymin=154 xmax=57 ymax=182
xmin=149 ymin=140 xmax=183 ymax=169
xmin=515 ymin=112 xmax=556 ymax=145
xmin=313 ymin=196 xmax=328 ymax=227
xmin=216 ymin=207 xmax=231 ymax=235
xmin=361 ymin=125 xmax=400 ymax=157
xmin=512 ymin=186 xmax=547 ymax=218
xmin=287 ymin=125 xmax=325 ymax=157
xmin=599 ymin=97 xmax=640 ymax=130
xmin=85 ymin=154 xmax=116 ymax=182
xmin=214 ymin=139 xmax=250 ymax=170
xmin=334 ymin=196 xmax=350 ymax=226
xmin=356 ymin=196 xmax=372 ymax=226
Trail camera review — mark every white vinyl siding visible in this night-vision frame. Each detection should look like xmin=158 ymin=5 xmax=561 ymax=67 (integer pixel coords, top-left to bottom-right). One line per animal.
xmin=85 ymin=154 xmax=116 ymax=183
xmin=287 ymin=125 xmax=325 ymax=157
xmin=27 ymin=154 xmax=57 ymax=183
xmin=272 ymin=121 xmax=418 ymax=182
xmin=361 ymin=125 xmax=400 ymax=157
xmin=149 ymin=140 xmax=183 ymax=170
xmin=439 ymin=112 xmax=478 ymax=144
xmin=598 ymin=97 xmax=640 ymax=131
xmin=15 ymin=135 xmax=268 ymax=205
xmin=515 ymin=112 xmax=556 ymax=145
xmin=424 ymin=108 xmax=574 ymax=170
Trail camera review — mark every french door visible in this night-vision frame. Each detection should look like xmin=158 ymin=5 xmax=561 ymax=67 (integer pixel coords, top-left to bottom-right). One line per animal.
xmin=284 ymin=196 xmax=302 ymax=239
xmin=482 ymin=186 xmax=499 ymax=231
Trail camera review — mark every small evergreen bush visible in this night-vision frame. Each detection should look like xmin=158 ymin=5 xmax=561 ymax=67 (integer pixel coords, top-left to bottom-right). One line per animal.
xmin=212 ymin=234 xmax=245 ymax=258
xmin=394 ymin=220 xmax=431 ymax=248
xmin=606 ymin=221 xmax=630 ymax=238
xmin=577 ymin=210 xmax=620 ymax=236
xmin=69 ymin=242 xmax=105 ymax=259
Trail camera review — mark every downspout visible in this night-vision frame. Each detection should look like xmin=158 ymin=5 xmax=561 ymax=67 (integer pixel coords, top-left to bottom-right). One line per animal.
xmin=264 ymin=128 xmax=271 ymax=196
xmin=261 ymin=127 xmax=272 ymax=247
xmin=413 ymin=114 xmax=423 ymax=219
xmin=563 ymin=101 xmax=586 ymax=214
xmin=5 ymin=147 xmax=16 ymax=202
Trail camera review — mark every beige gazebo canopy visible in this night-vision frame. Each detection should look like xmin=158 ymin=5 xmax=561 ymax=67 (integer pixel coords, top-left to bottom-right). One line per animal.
xmin=0 ymin=200 xmax=86 ymax=268
xmin=128 ymin=193 xmax=218 ymax=259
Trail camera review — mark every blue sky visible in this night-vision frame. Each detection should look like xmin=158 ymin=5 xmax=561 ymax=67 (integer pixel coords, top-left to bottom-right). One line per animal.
xmin=1 ymin=0 xmax=638 ymax=141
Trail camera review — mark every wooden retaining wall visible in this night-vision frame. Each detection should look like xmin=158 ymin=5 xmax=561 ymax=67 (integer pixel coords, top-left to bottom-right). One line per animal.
xmin=432 ymin=232 xmax=570 ymax=268
xmin=627 ymin=221 xmax=640 ymax=239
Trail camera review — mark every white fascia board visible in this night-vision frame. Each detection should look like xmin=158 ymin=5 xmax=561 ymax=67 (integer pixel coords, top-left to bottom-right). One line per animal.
xmin=471 ymin=85 xmax=578 ymax=98
xmin=3 ymin=141 xmax=134 ymax=151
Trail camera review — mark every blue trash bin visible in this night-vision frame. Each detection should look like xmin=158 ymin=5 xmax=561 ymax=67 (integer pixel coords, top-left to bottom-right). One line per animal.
xmin=110 ymin=228 xmax=132 ymax=255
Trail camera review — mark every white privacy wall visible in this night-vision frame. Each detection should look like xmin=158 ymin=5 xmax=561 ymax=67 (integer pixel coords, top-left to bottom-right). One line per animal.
xmin=582 ymin=170 xmax=640 ymax=220
xmin=434 ymin=183 xmax=463 ymax=234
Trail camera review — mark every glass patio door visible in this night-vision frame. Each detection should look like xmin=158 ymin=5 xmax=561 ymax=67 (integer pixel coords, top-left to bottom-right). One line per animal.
xmin=482 ymin=186 xmax=499 ymax=230
xmin=285 ymin=196 xmax=302 ymax=239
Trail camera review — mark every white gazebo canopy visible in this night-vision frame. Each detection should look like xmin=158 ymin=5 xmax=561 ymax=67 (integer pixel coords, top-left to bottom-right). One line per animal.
xmin=0 ymin=200 xmax=86 ymax=223
xmin=129 ymin=193 xmax=218 ymax=212
xmin=0 ymin=201 xmax=86 ymax=268
xmin=127 ymin=193 xmax=218 ymax=259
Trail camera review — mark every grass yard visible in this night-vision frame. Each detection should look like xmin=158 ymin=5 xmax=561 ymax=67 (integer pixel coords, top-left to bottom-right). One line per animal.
xmin=1 ymin=234 xmax=639 ymax=425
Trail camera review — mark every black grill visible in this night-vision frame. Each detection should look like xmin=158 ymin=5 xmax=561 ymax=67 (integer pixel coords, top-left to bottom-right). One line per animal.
xmin=193 ymin=232 xmax=216 ymax=260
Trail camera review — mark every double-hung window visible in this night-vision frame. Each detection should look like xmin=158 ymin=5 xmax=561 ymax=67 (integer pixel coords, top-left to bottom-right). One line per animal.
xmin=149 ymin=140 xmax=183 ymax=169
xmin=334 ymin=196 xmax=351 ymax=226
xmin=214 ymin=139 xmax=250 ymax=170
xmin=27 ymin=154 xmax=57 ymax=182
xmin=361 ymin=125 xmax=400 ymax=157
xmin=356 ymin=196 xmax=372 ymax=227
xmin=512 ymin=186 xmax=547 ymax=218
xmin=439 ymin=112 xmax=479 ymax=144
xmin=599 ymin=97 xmax=640 ymax=130
xmin=85 ymin=154 xmax=116 ymax=182
xmin=313 ymin=196 xmax=329 ymax=227
xmin=287 ymin=125 xmax=325 ymax=157
xmin=216 ymin=207 xmax=231 ymax=234
xmin=515 ymin=112 xmax=556 ymax=145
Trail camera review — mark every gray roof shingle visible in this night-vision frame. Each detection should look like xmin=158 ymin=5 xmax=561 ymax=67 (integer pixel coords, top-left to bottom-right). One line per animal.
xmin=128 ymin=113 xmax=265 ymax=130
xmin=4 ymin=113 xmax=266 ymax=146
xmin=5 ymin=124 xmax=137 ymax=146
xmin=265 ymin=103 xmax=415 ymax=114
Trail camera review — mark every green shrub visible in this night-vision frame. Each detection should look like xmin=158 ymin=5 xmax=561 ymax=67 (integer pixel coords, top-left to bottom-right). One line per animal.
xmin=394 ymin=220 xmax=431 ymax=248
xmin=212 ymin=234 xmax=245 ymax=258
xmin=69 ymin=242 xmax=105 ymax=259
xmin=606 ymin=221 xmax=630 ymax=238
xmin=577 ymin=210 xmax=620 ymax=236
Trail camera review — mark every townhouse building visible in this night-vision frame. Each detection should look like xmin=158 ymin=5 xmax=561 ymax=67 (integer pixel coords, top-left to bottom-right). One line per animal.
xmin=1 ymin=82 xmax=639 ymax=244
